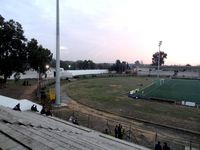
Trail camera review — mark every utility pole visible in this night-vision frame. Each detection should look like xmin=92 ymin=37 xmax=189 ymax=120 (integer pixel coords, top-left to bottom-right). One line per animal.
xmin=157 ymin=41 xmax=162 ymax=78
xmin=55 ymin=0 xmax=60 ymax=105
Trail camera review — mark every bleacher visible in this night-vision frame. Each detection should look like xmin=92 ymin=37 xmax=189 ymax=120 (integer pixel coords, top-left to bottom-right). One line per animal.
xmin=0 ymin=106 xmax=150 ymax=150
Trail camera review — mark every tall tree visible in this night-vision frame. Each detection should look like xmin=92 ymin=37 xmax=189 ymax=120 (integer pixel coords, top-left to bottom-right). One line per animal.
xmin=0 ymin=15 xmax=27 ymax=82
xmin=152 ymin=51 xmax=167 ymax=66
xmin=110 ymin=60 xmax=129 ymax=73
xmin=27 ymin=39 xmax=52 ymax=75
xmin=115 ymin=60 xmax=121 ymax=73
xmin=87 ymin=60 xmax=96 ymax=69
xmin=134 ymin=60 xmax=140 ymax=66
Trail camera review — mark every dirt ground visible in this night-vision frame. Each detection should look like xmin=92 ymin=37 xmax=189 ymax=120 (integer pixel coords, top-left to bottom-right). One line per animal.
xmin=0 ymin=80 xmax=38 ymax=100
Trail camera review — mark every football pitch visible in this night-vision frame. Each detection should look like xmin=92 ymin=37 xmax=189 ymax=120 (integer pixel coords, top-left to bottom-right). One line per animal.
xmin=139 ymin=79 xmax=200 ymax=103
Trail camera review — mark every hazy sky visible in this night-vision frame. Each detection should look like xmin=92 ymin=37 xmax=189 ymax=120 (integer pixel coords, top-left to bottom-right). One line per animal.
xmin=1 ymin=0 xmax=200 ymax=65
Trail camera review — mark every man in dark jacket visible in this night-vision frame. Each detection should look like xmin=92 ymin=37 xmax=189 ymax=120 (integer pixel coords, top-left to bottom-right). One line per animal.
xmin=155 ymin=141 xmax=162 ymax=150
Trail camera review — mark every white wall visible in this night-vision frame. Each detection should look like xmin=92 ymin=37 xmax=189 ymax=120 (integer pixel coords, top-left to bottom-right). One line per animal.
xmin=8 ymin=69 xmax=108 ymax=80
xmin=68 ymin=69 xmax=108 ymax=76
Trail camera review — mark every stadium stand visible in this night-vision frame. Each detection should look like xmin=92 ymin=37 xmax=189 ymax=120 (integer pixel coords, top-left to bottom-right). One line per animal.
xmin=0 ymin=105 xmax=150 ymax=150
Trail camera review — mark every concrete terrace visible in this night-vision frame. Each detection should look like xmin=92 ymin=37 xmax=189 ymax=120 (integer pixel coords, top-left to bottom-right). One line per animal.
xmin=0 ymin=106 xmax=150 ymax=150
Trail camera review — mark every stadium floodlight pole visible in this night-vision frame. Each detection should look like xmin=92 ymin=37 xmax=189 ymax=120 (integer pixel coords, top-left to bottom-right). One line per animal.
xmin=55 ymin=0 xmax=61 ymax=105
xmin=157 ymin=41 xmax=162 ymax=78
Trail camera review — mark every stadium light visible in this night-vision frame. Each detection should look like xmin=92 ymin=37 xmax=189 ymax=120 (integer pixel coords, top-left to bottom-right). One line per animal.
xmin=157 ymin=41 xmax=162 ymax=78
xmin=55 ymin=0 xmax=61 ymax=105
xmin=45 ymin=64 xmax=50 ymax=69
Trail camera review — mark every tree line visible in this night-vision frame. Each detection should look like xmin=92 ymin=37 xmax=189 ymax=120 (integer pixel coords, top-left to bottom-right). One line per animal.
xmin=50 ymin=59 xmax=130 ymax=73
xmin=0 ymin=15 xmax=52 ymax=83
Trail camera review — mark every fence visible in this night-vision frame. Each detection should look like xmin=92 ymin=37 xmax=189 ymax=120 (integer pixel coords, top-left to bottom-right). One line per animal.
xmin=52 ymin=108 xmax=200 ymax=150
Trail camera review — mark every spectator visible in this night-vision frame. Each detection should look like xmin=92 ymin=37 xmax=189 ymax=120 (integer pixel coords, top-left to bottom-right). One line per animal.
xmin=31 ymin=104 xmax=38 ymax=112
xmin=13 ymin=103 xmax=21 ymax=111
xmin=118 ymin=124 xmax=122 ymax=139
xmin=46 ymin=109 xmax=52 ymax=116
xmin=72 ymin=117 xmax=79 ymax=125
xmin=114 ymin=125 xmax=118 ymax=138
xmin=31 ymin=104 xmax=35 ymax=111
xmin=155 ymin=141 xmax=162 ymax=150
xmin=163 ymin=142 xmax=170 ymax=150
xmin=68 ymin=115 xmax=74 ymax=122
xmin=34 ymin=105 xmax=38 ymax=112
xmin=40 ymin=106 xmax=46 ymax=115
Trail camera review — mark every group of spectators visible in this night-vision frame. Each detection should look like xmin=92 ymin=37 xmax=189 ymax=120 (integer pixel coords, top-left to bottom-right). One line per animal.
xmin=22 ymin=80 xmax=29 ymax=86
xmin=114 ymin=124 xmax=124 ymax=139
xmin=155 ymin=141 xmax=170 ymax=150
xmin=13 ymin=103 xmax=52 ymax=116
xmin=31 ymin=104 xmax=38 ymax=112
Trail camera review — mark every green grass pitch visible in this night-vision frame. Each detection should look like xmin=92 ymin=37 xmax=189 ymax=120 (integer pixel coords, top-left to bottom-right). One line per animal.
xmin=140 ymin=79 xmax=200 ymax=103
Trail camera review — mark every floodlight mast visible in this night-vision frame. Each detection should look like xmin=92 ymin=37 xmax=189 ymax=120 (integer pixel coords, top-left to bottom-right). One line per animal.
xmin=55 ymin=0 xmax=60 ymax=105
xmin=157 ymin=41 xmax=162 ymax=78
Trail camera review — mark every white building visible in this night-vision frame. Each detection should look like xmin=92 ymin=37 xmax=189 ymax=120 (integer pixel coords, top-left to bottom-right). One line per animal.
xmin=8 ymin=68 xmax=109 ymax=80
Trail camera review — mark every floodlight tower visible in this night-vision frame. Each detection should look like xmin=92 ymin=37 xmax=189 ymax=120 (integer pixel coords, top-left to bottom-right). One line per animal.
xmin=55 ymin=0 xmax=61 ymax=105
xmin=157 ymin=41 xmax=162 ymax=78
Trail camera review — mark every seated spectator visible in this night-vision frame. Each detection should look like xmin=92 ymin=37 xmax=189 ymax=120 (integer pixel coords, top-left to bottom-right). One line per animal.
xmin=40 ymin=106 xmax=46 ymax=115
xmin=31 ymin=104 xmax=38 ymax=112
xmin=31 ymin=104 xmax=35 ymax=111
xmin=163 ymin=142 xmax=170 ymax=150
xmin=13 ymin=103 xmax=21 ymax=111
xmin=72 ymin=117 xmax=79 ymax=125
xmin=34 ymin=105 xmax=38 ymax=112
xmin=155 ymin=141 xmax=162 ymax=150
xmin=46 ymin=109 xmax=52 ymax=116
xmin=68 ymin=115 xmax=74 ymax=122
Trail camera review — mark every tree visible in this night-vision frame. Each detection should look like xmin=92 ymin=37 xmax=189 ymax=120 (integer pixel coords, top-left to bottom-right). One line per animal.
xmin=73 ymin=60 xmax=96 ymax=69
xmin=27 ymin=39 xmax=52 ymax=75
xmin=134 ymin=60 xmax=140 ymax=66
xmin=110 ymin=60 xmax=129 ymax=73
xmin=96 ymin=63 xmax=111 ymax=69
xmin=186 ymin=64 xmax=191 ymax=67
xmin=0 ymin=15 xmax=27 ymax=83
xmin=87 ymin=60 xmax=96 ymax=69
xmin=152 ymin=51 xmax=167 ymax=66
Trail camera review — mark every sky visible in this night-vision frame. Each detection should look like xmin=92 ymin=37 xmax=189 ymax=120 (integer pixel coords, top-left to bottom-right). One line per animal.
xmin=1 ymin=0 xmax=200 ymax=65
